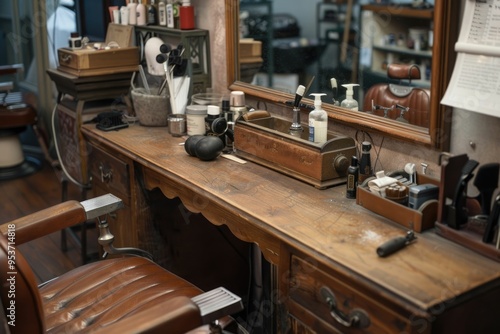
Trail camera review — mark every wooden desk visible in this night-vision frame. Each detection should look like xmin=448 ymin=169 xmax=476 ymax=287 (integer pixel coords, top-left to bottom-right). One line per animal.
xmin=82 ymin=123 xmax=500 ymax=333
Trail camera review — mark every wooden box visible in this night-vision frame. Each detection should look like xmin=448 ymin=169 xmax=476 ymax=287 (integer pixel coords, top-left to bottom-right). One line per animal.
xmin=356 ymin=173 xmax=440 ymax=232
xmin=57 ymin=24 xmax=138 ymax=77
xmin=239 ymin=38 xmax=262 ymax=58
xmin=234 ymin=116 xmax=357 ymax=189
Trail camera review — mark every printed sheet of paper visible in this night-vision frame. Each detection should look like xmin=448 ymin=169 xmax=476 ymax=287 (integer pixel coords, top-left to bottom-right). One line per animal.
xmin=441 ymin=0 xmax=500 ymax=117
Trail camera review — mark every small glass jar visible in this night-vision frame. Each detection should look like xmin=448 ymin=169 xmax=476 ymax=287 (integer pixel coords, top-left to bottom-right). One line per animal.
xmin=186 ymin=105 xmax=207 ymax=136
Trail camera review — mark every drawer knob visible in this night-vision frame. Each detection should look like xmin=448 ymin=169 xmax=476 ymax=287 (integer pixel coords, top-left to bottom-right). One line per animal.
xmin=320 ymin=286 xmax=370 ymax=329
xmin=99 ymin=165 xmax=113 ymax=183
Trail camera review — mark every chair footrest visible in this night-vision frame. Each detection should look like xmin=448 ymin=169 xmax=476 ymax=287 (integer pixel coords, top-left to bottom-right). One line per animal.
xmin=0 ymin=81 xmax=13 ymax=92
xmin=191 ymin=287 xmax=243 ymax=324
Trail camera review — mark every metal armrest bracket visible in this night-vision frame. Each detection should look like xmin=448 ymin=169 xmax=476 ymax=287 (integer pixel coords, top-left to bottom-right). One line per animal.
xmin=80 ymin=193 xmax=123 ymax=220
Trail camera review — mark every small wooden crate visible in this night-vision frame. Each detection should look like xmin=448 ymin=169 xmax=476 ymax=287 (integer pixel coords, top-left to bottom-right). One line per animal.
xmin=239 ymin=38 xmax=262 ymax=58
xmin=57 ymin=23 xmax=138 ymax=77
xmin=356 ymin=173 xmax=439 ymax=232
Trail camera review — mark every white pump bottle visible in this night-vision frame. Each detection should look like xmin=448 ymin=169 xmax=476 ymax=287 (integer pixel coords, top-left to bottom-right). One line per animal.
xmin=341 ymin=84 xmax=360 ymax=111
xmin=308 ymin=93 xmax=328 ymax=143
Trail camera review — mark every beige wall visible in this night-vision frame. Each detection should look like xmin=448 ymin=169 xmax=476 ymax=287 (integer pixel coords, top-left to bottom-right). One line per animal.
xmin=196 ymin=0 xmax=500 ymax=181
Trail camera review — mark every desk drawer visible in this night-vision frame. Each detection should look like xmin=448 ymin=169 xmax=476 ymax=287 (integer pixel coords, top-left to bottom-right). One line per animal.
xmin=89 ymin=146 xmax=130 ymax=204
xmin=289 ymin=255 xmax=412 ymax=333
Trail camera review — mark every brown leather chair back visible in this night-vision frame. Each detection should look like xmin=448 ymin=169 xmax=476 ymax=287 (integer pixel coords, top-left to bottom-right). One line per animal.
xmin=0 ymin=233 xmax=45 ymax=333
xmin=362 ymin=64 xmax=430 ymax=127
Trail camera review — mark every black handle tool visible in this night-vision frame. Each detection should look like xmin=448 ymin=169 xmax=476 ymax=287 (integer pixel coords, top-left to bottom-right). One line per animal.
xmin=377 ymin=231 xmax=417 ymax=257
xmin=483 ymin=194 xmax=500 ymax=243
xmin=447 ymin=159 xmax=479 ymax=229
xmin=473 ymin=163 xmax=500 ymax=215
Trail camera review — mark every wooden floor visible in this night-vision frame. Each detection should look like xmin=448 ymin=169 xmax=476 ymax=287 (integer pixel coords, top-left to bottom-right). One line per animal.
xmin=0 ymin=161 xmax=96 ymax=284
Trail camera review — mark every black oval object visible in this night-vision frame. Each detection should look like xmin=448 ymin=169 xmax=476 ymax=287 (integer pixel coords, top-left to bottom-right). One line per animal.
xmin=195 ymin=136 xmax=224 ymax=161
xmin=184 ymin=135 xmax=205 ymax=156
xmin=211 ymin=117 xmax=228 ymax=135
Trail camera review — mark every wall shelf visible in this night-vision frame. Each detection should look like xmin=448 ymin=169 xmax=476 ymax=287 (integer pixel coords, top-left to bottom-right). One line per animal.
xmin=134 ymin=26 xmax=211 ymax=95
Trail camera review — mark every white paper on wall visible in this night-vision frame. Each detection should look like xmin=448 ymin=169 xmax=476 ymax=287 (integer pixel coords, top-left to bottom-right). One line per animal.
xmin=441 ymin=0 xmax=500 ymax=117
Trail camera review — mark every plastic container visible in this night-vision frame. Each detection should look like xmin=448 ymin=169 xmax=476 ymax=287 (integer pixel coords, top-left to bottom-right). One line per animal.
xmin=136 ymin=0 xmax=147 ymax=26
xmin=186 ymin=105 xmax=207 ymax=135
xmin=158 ymin=1 xmax=167 ymax=26
xmin=128 ymin=0 xmax=137 ymax=25
xmin=341 ymin=84 xmax=360 ymax=111
xmin=308 ymin=93 xmax=328 ymax=143
xmin=131 ymin=88 xmax=170 ymax=126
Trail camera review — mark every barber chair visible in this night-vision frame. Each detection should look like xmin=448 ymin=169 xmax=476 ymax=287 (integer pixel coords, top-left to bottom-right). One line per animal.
xmin=362 ymin=64 xmax=430 ymax=127
xmin=0 ymin=64 xmax=42 ymax=180
xmin=0 ymin=194 xmax=243 ymax=334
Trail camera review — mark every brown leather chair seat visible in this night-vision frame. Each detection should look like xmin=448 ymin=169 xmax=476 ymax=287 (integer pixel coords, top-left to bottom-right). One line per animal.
xmin=40 ymin=256 xmax=202 ymax=333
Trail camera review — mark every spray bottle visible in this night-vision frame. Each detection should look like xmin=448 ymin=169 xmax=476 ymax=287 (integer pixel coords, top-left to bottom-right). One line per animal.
xmin=341 ymin=84 xmax=360 ymax=111
xmin=308 ymin=93 xmax=328 ymax=143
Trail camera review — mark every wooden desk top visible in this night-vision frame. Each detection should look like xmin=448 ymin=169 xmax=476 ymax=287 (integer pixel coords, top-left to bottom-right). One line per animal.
xmin=82 ymin=123 xmax=500 ymax=313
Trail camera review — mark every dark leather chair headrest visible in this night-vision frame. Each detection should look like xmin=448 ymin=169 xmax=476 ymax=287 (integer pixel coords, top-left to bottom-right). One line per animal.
xmin=387 ymin=64 xmax=421 ymax=80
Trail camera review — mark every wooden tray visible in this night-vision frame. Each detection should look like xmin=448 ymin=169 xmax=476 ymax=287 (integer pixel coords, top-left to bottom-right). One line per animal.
xmin=356 ymin=173 xmax=439 ymax=232
xmin=435 ymin=222 xmax=500 ymax=263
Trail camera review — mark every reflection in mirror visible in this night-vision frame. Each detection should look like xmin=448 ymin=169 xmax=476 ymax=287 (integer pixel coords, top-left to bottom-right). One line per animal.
xmin=227 ymin=0 xmax=459 ymax=149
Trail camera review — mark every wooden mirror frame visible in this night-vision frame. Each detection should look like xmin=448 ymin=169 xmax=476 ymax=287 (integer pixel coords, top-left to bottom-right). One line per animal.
xmin=225 ymin=0 xmax=459 ymax=150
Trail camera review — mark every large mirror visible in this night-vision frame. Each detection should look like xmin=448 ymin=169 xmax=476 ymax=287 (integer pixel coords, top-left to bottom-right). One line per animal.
xmin=225 ymin=0 xmax=459 ymax=150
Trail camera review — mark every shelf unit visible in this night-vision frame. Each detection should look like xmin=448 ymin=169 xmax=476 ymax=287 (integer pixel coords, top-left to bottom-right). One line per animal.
xmin=240 ymin=0 xmax=274 ymax=87
xmin=316 ymin=1 xmax=359 ymax=94
xmin=134 ymin=26 xmax=211 ymax=95
xmin=359 ymin=5 xmax=434 ymax=91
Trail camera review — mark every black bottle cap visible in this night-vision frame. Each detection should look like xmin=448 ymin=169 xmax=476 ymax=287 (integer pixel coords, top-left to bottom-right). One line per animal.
xmin=362 ymin=141 xmax=372 ymax=151
xmin=351 ymin=156 xmax=358 ymax=166
xmin=222 ymin=99 xmax=230 ymax=111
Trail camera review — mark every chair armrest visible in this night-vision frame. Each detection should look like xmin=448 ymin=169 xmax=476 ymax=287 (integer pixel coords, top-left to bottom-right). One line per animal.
xmin=0 ymin=201 xmax=86 ymax=244
xmin=0 ymin=64 xmax=23 ymax=76
xmin=92 ymin=296 xmax=203 ymax=334
xmin=0 ymin=194 xmax=123 ymax=245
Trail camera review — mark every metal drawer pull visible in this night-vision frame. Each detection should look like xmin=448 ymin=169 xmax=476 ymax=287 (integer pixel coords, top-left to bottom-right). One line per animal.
xmin=60 ymin=54 xmax=72 ymax=63
xmin=99 ymin=165 xmax=112 ymax=183
xmin=320 ymin=286 xmax=370 ymax=329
